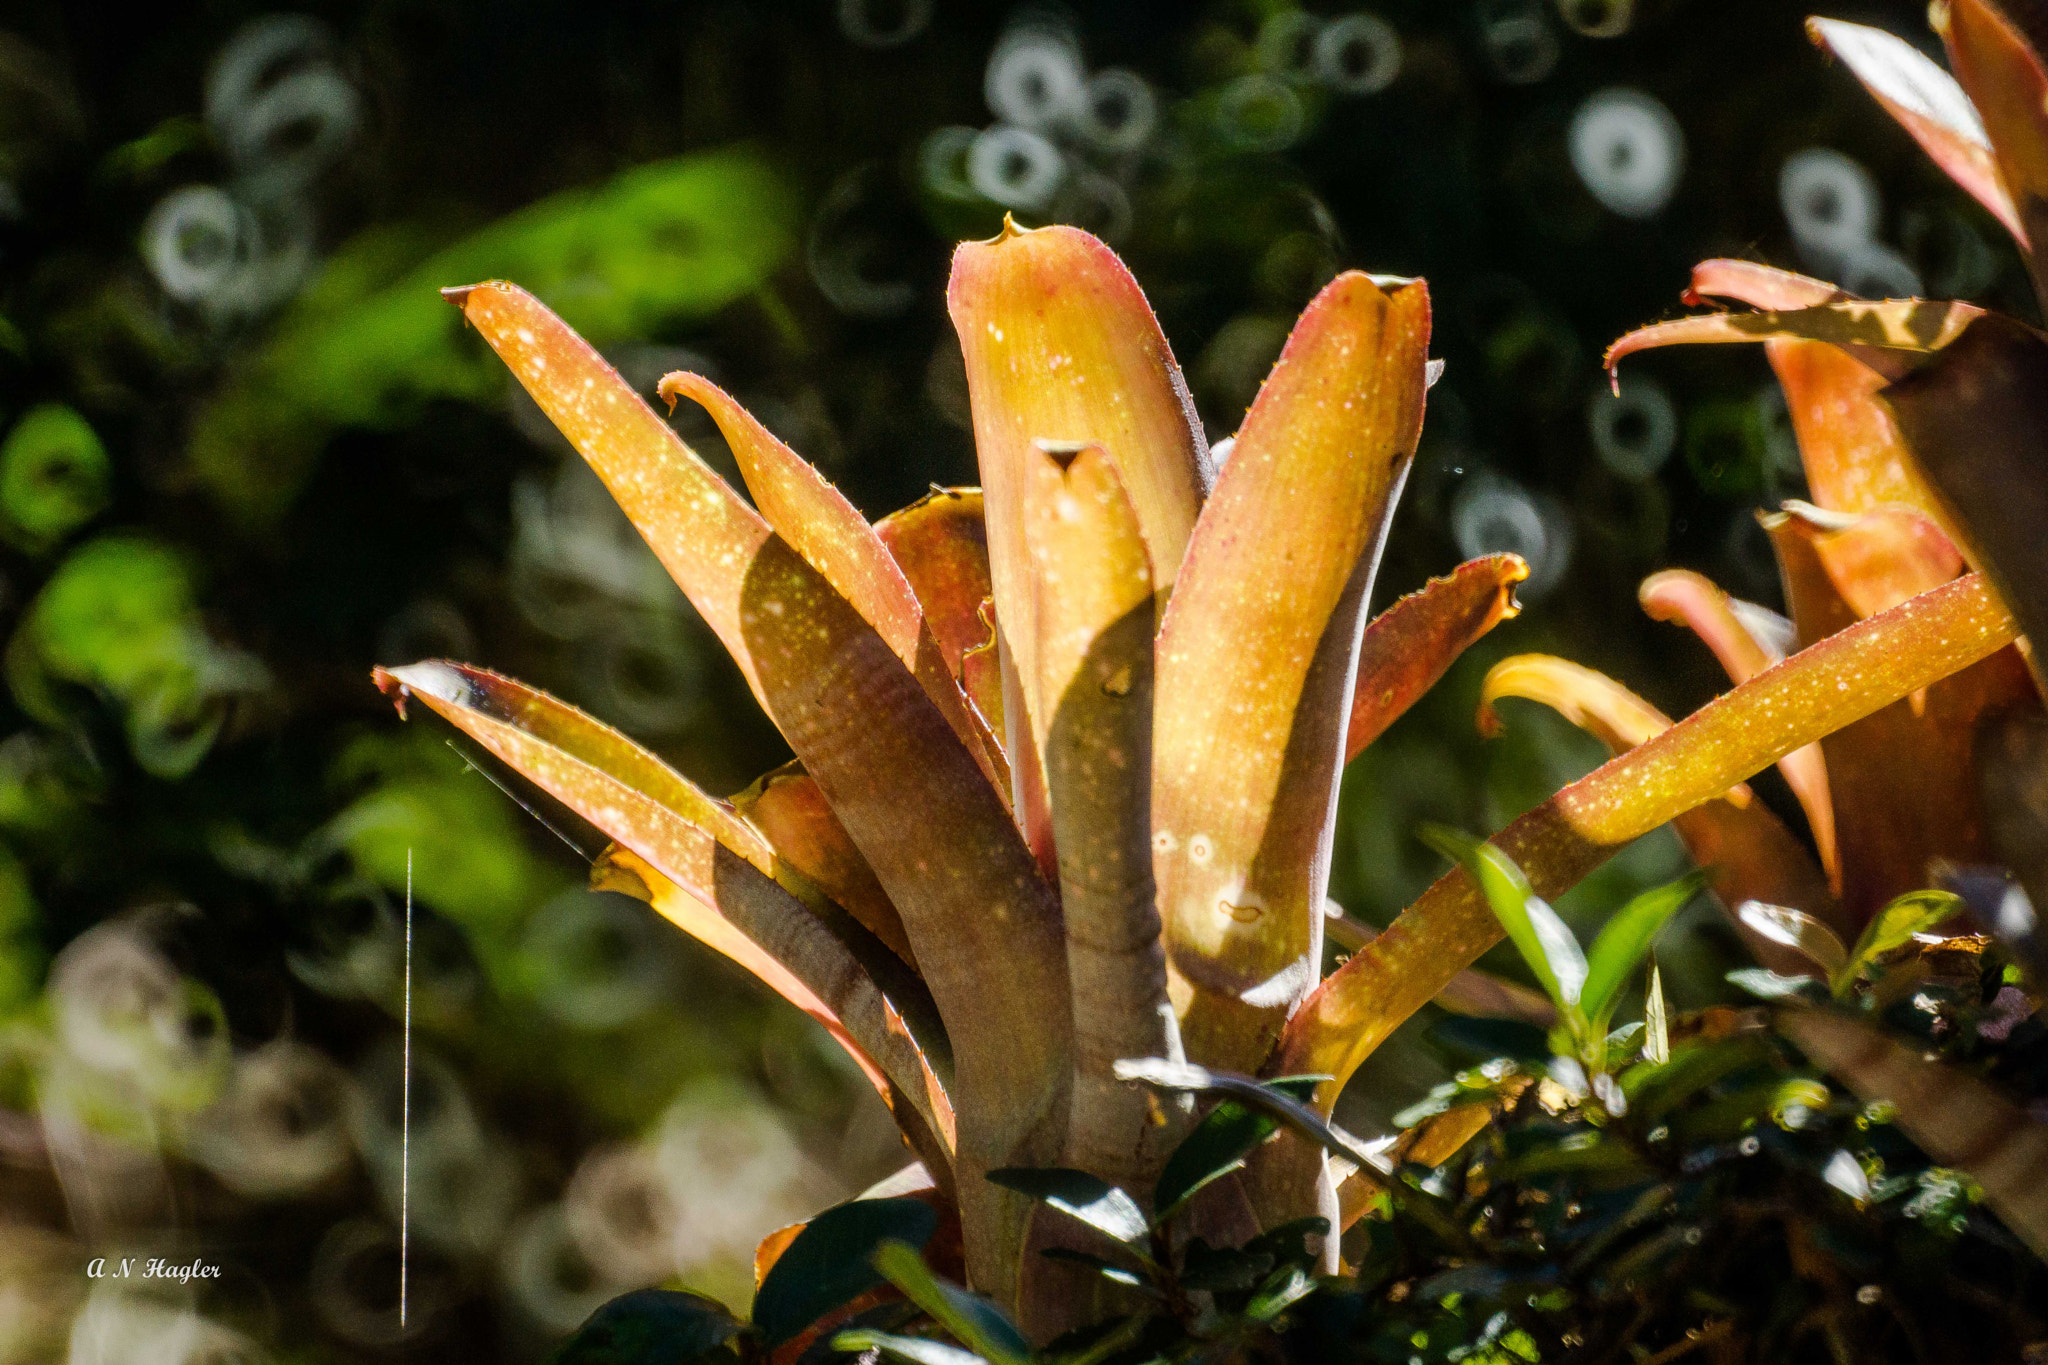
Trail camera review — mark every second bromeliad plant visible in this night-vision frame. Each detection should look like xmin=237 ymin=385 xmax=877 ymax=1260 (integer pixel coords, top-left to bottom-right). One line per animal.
xmin=372 ymin=3 xmax=2048 ymax=1331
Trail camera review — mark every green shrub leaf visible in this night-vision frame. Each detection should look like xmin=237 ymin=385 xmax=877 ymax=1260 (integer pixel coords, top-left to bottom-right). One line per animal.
xmin=1735 ymin=900 xmax=1848 ymax=977
xmin=871 ymin=1240 xmax=1031 ymax=1365
xmin=984 ymin=1166 xmax=1148 ymax=1246
xmin=1842 ymin=890 xmax=1963 ymax=988
xmin=1581 ymin=870 xmax=1709 ymax=1026
xmin=832 ymin=1329 xmax=989 ymax=1365
xmin=1152 ymin=1075 xmax=1325 ymax=1219
xmin=1421 ymin=824 xmax=1587 ymax=1016
xmin=548 ymin=1289 xmax=744 ymax=1365
xmin=752 ymin=1197 xmax=939 ymax=1347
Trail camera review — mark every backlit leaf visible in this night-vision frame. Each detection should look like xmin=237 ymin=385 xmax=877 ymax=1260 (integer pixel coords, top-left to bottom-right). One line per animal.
xmin=1736 ymin=900 xmax=1848 ymax=977
xmin=1347 ymin=554 xmax=1527 ymax=762
xmin=1807 ymin=16 xmax=2023 ymax=241
xmin=1581 ymin=870 xmax=1711 ymax=1028
xmin=984 ymin=1167 xmax=1148 ymax=1247
xmin=872 ymin=1240 xmax=1031 ymax=1365
xmin=1419 ymin=824 xmax=1588 ymax=1016
xmin=1942 ymin=0 xmax=2048 ymax=293
xmin=1018 ymin=444 xmax=1177 ymax=1186
xmin=1765 ymin=510 xmax=2035 ymax=920
xmin=1606 ymin=298 xmax=1983 ymax=383
xmin=1154 ymin=272 xmax=1430 ymax=1069
xmin=1844 ymin=889 xmax=1963 ymax=982
xmin=948 ymin=221 xmax=1212 ymax=867
xmin=875 ymin=489 xmax=1003 ymax=735
xmin=370 ymin=665 xmax=960 ymax=1169
xmin=1639 ymin=570 xmax=1836 ymax=884
xmin=1279 ymin=572 xmax=2019 ymax=1110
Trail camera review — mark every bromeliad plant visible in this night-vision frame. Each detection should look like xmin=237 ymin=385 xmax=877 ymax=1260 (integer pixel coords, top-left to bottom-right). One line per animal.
xmin=373 ymin=215 xmax=2019 ymax=1335
xmin=1457 ymin=0 xmax=2048 ymax=1282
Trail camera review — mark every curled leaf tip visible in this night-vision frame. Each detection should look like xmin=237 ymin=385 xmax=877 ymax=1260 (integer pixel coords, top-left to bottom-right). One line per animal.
xmin=438 ymin=284 xmax=479 ymax=306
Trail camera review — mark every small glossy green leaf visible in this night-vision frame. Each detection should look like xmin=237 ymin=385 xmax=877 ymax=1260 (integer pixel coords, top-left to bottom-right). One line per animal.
xmin=1581 ymin=869 xmax=1711 ymax=1027
xmin=753 ymin=1198 xmax=939 ymax=1347
xmin=983 ymin=1167 xmax=1147 ymax=1247
xmin=1033 ymin=1246 xmax=1149 ymax=1288
xmin=548 ymin=1290 xmax=744 ymax=1365
xmin=1736 ymin=901 xmax=1848 ymax=977
xmin=832 ymin=1329 xmax=988 ymax=1365
xmin=871 ymin=1240 xmax=1031 ymax=1365
xmin=1152 ymin=1075 xmax=1327 ymax=1219
xmin=1245 ymin=1265 xmax=1316 ymax=1322
xmin=1726 ymin=968 xmax=1827 ymax=1001
xmin=1843 ymin=890 xmax=1964 ymax=987
xmin=1420 ymin=825 xmax=1587 ymax=1016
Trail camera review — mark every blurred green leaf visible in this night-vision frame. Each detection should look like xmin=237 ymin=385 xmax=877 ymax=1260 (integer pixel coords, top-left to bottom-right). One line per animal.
xmin=986 ymin=1167 xmax=1148 ymax=1247
xmin=752 ymin=1197 xmax=939 ymax=1347
xmin=0 ymin=405 xmax=109 ymax=554
xmin=191 ymin=148 xmax=800 ymax=524
xmin=1581 ymin=870 xmax=1708 ymax=1027
xmin=7 ymin=536 xmax=267 ymax=778
xmin=1421 ymin=824 xmax=1587 ymax=1017
xmin=871 ymin=1240 xmax=1030 ymax=1365
xmin=548 ymin=1289 xmax=744 ymax=1365
xmin=1726 ymin=967 xmax=1827 ymax=1001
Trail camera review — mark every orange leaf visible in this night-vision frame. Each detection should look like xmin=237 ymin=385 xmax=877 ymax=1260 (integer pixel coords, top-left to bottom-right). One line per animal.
xmin=1807 ymin=17 xmax=2025 ymax=243
xmin=734 ymin=763 xmax=914 ymax=970
xmin=1685 ymin=259 xmax=1842 ymax=310
xmin=1346 ymin=555 xmax=1527 ymax=763
xmin=1478 ymin=653 xmax=1841 ymax=949
xmin=1799 ymin=503 xmax=1964 ymax=619
xmin=1882 ymin=311 xmax=2048 ymax=694
xmin=1279 ymin=572 xmax=2018 ymax=1104
xmin=947 ymin=221 xmax=1212 ymax=868
xmin=659 ymin=373 xmax=1003 ymax=793
xmin=1640 ymin=569 xmax=1837 ymax=885
xmin=446 ymin=283 xmax=1069 ymax=1303
xmin=1018 ymin=443 xmax=1179 ymax=1187
xmin=371 ymin=663 xmax=956 ymax=1167
xmin=874 ymin=488 xmax=1004 ymax=737
xmin=1153 ymin=273 xmax=1431 ymax=1070
xmin=1606 ymin=298 xmax=1983 ymax=384
xmin=1765 ymin=512 xmax=2034 ymax=920
xmin=1764 ymin=337 xmax=1951 ymax=523
xmin=1943 ymin=0 xmax=2048 ymax=293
